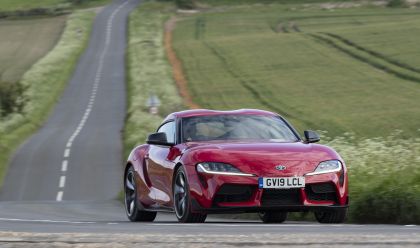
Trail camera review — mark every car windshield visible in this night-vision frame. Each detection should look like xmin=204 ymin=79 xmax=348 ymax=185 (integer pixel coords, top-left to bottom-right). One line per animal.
xmin=181 ymin=115 xmax=298 ymax=142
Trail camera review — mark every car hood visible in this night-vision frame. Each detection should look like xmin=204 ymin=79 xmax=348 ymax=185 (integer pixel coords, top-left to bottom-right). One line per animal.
xmin=183 ymin=141 xmax=341 ymax=176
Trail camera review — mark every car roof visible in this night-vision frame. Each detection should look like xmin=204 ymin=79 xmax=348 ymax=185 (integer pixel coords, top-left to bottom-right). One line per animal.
xmin=163 ymin=109 xmax=278 ymax=122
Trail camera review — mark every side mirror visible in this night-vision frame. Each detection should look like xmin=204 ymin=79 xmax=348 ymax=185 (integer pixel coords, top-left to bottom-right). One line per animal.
xmin=147 ymin=132 xmax=174 ymax=146
xmin=304 ymin=130 xmax=320 ymax=143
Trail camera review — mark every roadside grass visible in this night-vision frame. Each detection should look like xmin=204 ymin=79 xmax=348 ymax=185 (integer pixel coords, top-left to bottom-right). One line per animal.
xmin=124 ymin=1 xmax=183 ymax=160
xmin=169 ymin=3 xmax=420 ymax=223
xmin=0 ymin=16 xmax=67 ymax=83
xmin=0 ymin=11 xmax=95 ymax=187
xmin=324 ymin=131 xmax=420 ymax=224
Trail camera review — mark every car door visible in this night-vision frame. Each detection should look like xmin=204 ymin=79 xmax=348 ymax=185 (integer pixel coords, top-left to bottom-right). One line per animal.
xmin=146 ymin=120 xmax=177 ymax=206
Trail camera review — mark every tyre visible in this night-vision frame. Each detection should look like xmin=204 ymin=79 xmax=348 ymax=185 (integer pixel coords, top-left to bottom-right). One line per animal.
xmin=314 ymin=208 xmax=347 ymax=223
xmin=173 ymin=166 xmax=207 ymax=223
xmin=125 ymin=166 xmax=157 ymax=222
xmin=259 ymin=211 xmax=288 ymax=223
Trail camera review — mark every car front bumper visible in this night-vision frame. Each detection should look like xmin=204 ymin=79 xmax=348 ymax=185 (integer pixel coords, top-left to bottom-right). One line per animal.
xmin=185 ymin=167 xmax=349 ymax=214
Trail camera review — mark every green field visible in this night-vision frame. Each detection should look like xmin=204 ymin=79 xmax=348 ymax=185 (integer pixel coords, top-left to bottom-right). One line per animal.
xmin=0 ymin=16 xmax=66 ymax=83
xmin=172 ymin=4 xmax=420 ymax=138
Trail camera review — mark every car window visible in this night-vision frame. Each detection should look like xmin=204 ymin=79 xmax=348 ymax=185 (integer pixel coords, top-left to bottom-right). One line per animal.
xmin=157 ymin=121 xmax=176 ymax=143
xmin=181 ymin=115 xmax=298 ymax=142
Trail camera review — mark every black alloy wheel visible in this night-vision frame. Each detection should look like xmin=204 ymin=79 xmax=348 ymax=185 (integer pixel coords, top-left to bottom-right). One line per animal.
xmin=125 ymin=166 xmax=156 ymax=222
xmin=173 ymin=166 xmax=207 ymax=223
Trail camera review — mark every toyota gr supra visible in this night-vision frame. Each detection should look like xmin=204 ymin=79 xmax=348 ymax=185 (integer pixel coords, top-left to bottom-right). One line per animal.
xmin=124 ymin=109 xmax=348 ymax=223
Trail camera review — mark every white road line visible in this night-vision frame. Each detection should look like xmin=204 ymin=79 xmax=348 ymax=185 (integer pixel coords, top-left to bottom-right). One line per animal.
xmin=56 ymin=191 xmax=63 ymax=202
xmin=59 ymin=176 xmax=66 ymax=188
xmin=0 ymin=217 xmax=96 ymax=224
xmin=61 ymin=160 xmax=68 ymax=172
xmin=56 ymin=0 xmax=130 ymax=201
xmin=64 ymin=149 xmax=70 ymax=158
xmin=146 ymin=223 xmax=368 ymax=227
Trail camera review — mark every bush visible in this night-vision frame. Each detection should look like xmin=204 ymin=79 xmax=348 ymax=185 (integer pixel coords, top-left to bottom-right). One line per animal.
xmin=387 ymin=0 xmax=407 ymax=7
xmin=0 ymin=82 xmax=25 ymax=117
xmin=175 ymin=0 xmax=196 ymax=9
xmin=0 ymin=7 xmax=68 ymax=19
xmin=351 ymin=181 xmax=420 ymax=224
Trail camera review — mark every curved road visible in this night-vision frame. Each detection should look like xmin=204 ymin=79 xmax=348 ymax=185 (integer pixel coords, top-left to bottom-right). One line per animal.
xmin=0 ymin=0 xmax=419 ymax=246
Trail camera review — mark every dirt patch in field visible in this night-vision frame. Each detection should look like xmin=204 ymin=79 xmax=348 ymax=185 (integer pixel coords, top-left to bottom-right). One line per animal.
xmin=164 ymin=16 xmax=200 ymax=109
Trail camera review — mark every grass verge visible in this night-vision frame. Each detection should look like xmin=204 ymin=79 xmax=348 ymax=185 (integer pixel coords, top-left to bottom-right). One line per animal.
xmin=324 ymin=132 xmax=420 ymax=224
xmin=0 ymin=10 xmax=95 ymax=187
xmin=124 ymin=1 xmax=183 ymax=160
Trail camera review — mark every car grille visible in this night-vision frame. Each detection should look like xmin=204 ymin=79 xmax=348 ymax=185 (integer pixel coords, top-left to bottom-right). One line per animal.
xmin=213 ymin=184 xmax=255 ymax=206
xmin=305 ymin=183 xmax=337 ymax=202
xmin=261 ymin=189 xmax=301 ymax=206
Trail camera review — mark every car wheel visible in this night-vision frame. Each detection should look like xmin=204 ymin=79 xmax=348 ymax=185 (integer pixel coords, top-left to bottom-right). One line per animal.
xmin=125 ymin=166 xmax=157 ymax=222
xmin=173 ymin=166 xmax=207 ymax=223
xmin=314 ymin=208 xmax=347 ymax=223
xmin=259 ymin=211 xmax=288 ymax=223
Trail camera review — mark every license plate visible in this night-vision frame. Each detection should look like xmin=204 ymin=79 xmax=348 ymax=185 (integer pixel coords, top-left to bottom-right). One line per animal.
xmin=259 ymin=177 xmax=305 ymax=189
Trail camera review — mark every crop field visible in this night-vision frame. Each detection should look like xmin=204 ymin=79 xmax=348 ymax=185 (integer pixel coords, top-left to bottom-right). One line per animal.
xmin=0 ymin=16 xmax=66 ymax=83
xmin=172 ymin=4 xmax=420 ymax=138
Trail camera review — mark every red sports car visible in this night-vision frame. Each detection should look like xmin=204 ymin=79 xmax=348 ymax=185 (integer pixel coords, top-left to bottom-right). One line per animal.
xmin=124 ymin=109 xmax=348 ymax=223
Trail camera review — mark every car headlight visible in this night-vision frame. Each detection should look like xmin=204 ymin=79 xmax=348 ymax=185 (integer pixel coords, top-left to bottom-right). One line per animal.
xmin=196 ymin=162 xmax=254 ymax=177
xmin=305 ymin=160 xmax=342 ymax=176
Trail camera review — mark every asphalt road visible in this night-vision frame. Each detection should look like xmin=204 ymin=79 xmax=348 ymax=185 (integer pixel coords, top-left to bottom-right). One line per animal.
xmin=0 ymin=202 xmax=419 ymax=247
xmin=0 ymin=0 xmax=419 ymax=246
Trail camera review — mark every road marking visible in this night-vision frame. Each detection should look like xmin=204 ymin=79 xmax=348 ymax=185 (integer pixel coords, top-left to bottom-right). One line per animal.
xmin=55 ymin=0 xmax=130 ymax=202
xmin=0 ymin=217 xmax=96 ymax=224
xmin=59 ymin=176 xmax=66 ymax=188
xmin=146 ymin=223 xmax=369 ymax=227
xmin=56 ymin=191 xmax=63 ymax=201
xmin=64 ymin=149 xmax=70 ymax=158
xmin=0 ymin=238 xmax=24 ymax=242
xmin=61 ymin=160 xmax=68 ymax=172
